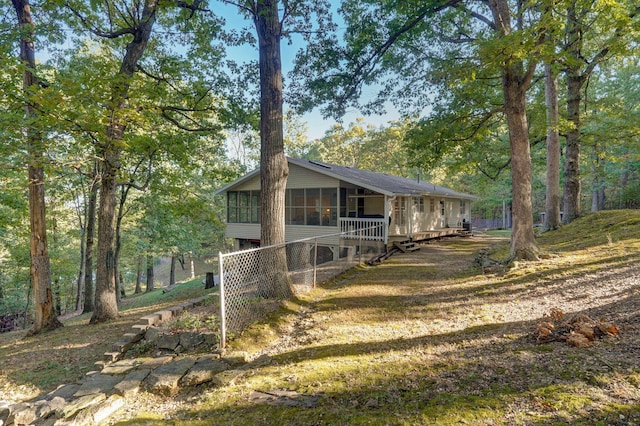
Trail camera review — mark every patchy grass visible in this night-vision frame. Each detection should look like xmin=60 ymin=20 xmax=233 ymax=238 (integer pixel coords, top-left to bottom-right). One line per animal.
xmin=0 ymin=277 xmax=213 ymax=402
xmin=5 ymin=210 xmax=640 ymax=426
xmin=111 ymin=210 xmax=638 ymax=426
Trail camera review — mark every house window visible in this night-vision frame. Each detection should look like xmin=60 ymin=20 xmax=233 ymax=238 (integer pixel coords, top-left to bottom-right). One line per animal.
xmin=286 ymin=188 xmax=337 ymax=226
xmin=460 ymin=200 xmax=466 ymax=215
xmin=288 ymin=189 xmax=306 ymax=225
xmin=414 ymin=197 xmax=425 ymax=213
xmin=430 ymin=198 xmax=435 ymax=213
xmin=306 ymin=188 xmax=321 ymax=225
xmin=440 ymin=200 xmax=445 ymax=216
xmin=394 ymin=198 xmax=406 ymax=226
xmin=320 ymin=188 xmax=338 ymax=226
xmin=227 ymin=190 xmax=260 ymax=223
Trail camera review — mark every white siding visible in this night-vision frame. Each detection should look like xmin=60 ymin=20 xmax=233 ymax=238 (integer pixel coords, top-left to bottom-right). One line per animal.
xmin=233 ymin=164 xmax=338 ymax=191
xmin=285 ymin=225 xmax=341 ymax=245
xmin=226 ymin=223 xmax=341 ymax=246
xmin=234 ymin=175 xmax=260 ymax=191
xmin=287 ymin=164 xmax=338 ymax=188
xmin=225 ymin=223 xmax=260 ymax=239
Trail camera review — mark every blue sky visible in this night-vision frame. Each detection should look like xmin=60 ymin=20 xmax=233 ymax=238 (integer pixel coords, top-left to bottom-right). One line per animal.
xmin=216 ymin=1 xmax=400 ymax=141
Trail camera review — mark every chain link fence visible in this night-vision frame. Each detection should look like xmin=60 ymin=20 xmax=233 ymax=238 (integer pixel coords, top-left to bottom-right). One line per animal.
xmin=218 ymin=225 xmax=385 ymax=347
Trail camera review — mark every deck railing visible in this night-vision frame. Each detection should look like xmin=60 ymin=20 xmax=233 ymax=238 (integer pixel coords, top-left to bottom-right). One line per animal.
xmin=339 ymin=217 xmax=387 ymax=243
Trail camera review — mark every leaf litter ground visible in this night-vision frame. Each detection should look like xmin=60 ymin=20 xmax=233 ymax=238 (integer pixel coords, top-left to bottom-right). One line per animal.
xmin=106 ymin=211 xmax=640 ymax=425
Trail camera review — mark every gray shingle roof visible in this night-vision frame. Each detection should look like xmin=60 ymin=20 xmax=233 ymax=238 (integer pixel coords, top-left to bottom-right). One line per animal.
xmin=216 ymin=157 xmax=477 ymax=200
xmin=288 ymin=158 xmax=477 ymax=200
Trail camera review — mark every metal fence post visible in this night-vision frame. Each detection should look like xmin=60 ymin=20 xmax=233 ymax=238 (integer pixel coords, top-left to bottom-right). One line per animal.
xmin=313 ymin=238 xmax=318 ymax=288
xmin=218 ymin=251 xmax=226 ymax=349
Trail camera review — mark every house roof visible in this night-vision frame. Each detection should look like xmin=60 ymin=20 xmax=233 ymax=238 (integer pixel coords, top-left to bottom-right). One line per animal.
xmin=216 ymin=157 xmax=478 ymax=200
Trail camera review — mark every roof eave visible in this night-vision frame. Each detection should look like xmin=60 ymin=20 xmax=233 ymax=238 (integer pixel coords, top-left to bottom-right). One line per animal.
xmin=214 ymin=168 xmax=260 ymax=195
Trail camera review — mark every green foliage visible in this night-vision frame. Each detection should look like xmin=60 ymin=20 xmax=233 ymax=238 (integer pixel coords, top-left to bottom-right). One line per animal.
xmin=165 ymin=311 xmax=219 ymax=333
xmin=310 ymin=118 xmax=417 ymax=178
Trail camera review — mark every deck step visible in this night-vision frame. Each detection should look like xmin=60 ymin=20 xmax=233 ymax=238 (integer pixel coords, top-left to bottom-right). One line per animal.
xmin=393 ymin=241 xmax=420 ymax=253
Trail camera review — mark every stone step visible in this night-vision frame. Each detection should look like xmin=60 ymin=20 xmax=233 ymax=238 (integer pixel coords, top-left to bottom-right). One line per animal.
xmin=144 ymin=357 xmax=197 ymax=396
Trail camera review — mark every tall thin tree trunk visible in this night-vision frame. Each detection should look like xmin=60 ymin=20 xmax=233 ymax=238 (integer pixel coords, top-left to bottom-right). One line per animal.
xmin=190 ymin=256 xmax=195 ymax=279
xmin=114 ymin=185 xmax=129 ymax=303
xmin=13 ymin=0 xmax=62 ymax=334
xmin=75 ymin=224 xmax=85 ymax=312
xmin=146 ymin=255 xmax=155 ymax=293
xmin=170 ymin=255 xmax=177 ymax=287
xmin=544 ymin=63 xmax=562 ymax=231
xmin=84 ymin=169 xmax=98 ymax=313
xmin=53 ymin=278 xmax=61 ymax=316
xmin=254 ymin=0 xmax=293 ymax=298
xmin=135 ymin=256 xmax=143 ymax=294
xmin=591 ymin=141 xmax=605 ymax=212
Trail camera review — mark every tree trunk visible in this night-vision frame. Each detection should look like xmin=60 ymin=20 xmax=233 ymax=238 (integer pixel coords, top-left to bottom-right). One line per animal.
xmin=114 ymin=186 xmax=127 ymax=303
xmin=146 ymin=255 xmax=155 ymax=292
xmin=75 ymin=224 xmax=85 ymax=312
xmin=254 ymin=0 xmax=293 ymax=298
xmin=563 ymin=72 xmax=584 ymax=223
xmin=544 ymin=64 xmax=562 ymax=231
xmin=170 ymin=255 xmax=177 ymax=287
xmin=591 ymin=141 xmax=605 ymax=212
xmin=91 ymin=0 xmax=158 ymax=323
xmin=562 ymin=3 xmax=585 ymax=224
xmin=489 ymin=0 xmax=538 ymax=260
xmin=135 ymin=256 xmax=143 ymax=294
xmin=190 ymin=256 xmax=195 ymax=279
xmin=92 ymin=147 xmax=120 ymax=323
xmin=53 ymin=278 xmax=61 ymax=316
xmin=83 ymin=170 xmax=98 ymax=313
xmin=13 ymin=0 xmax=62 ymax=334
xmin=205 ymin=272 xmax=215 ymax=289
xmin=503 ymin=71 xmax=538 ymax=260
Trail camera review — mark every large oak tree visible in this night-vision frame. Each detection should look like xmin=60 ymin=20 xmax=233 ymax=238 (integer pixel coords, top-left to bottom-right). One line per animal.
xmin=293 ymin=0 xmax=547 ymax=259
xmin=12 ymin=0 xmax=62 ymax=334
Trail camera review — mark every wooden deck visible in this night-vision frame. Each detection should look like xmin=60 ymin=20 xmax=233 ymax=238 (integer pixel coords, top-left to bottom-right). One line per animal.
xmin=388 ymin=228 xmax=464 ymax=246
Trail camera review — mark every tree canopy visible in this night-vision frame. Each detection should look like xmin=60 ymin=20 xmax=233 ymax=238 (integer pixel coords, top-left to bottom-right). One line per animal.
xmin=0 ymin=0 xmax=638 ymax=323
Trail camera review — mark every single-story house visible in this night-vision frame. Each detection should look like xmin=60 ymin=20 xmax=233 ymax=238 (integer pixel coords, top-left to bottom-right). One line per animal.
xmin=215 ymin=157 xmax=477 ymax=259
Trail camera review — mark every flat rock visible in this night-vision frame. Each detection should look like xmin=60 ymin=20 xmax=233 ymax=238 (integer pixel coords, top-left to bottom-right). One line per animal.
xmin=144 ymin=326 xmax=163 ymax=343
xmin=179 ymin=356 xmax=230 ymax=387
xmin=6 ymin=402 xmax=37 ymax=426
xmin=248 ymin=390 xmax=320 ymax=408
xmin=73 ymin=374 xmax=122 ymax=398
xmin=70 ymin=394 xmax=124 ymax=426
xmin=62 ymin=393 xmax=106 ymax=419
xmin=145 ymin=357 xmax=197 ymax=396
xmin=212 ymin=369 xmax=244 ymax=387
xmin=139 ymin=355 xmax=174 ymax=369
xmin=0 ymin=401 xmax=9 ymax=425
xmin=156 ymin=334 xmax=180 ymax=351
xmin=113 ymin=369 xmax=151 ymax=397
xmin=40 ymin=383 xmax=81 ymax=402
xmin=179 ymin=332 xmax=205 ymax=351
xmin=139 ymin=314 xmax=161 ymax=326
xmin=202 ymin=332 xmax=218 ymax=346
xmin=101 ymin=359 xmax=142 ymax=376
